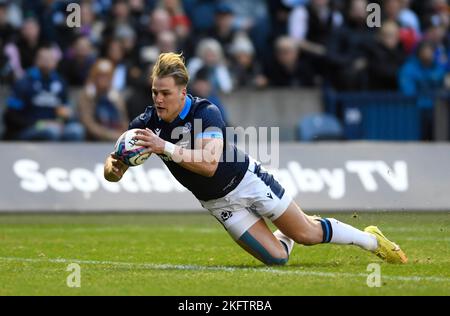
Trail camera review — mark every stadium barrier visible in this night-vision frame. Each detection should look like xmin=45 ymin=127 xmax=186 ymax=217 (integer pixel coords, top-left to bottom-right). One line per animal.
xmin=1 ymin=142 xmax=449 ymax=213
xmin=222 ymin=88 xmax=323 ymax=141
xmin=325 ymin=91 xmax=450 ymax=141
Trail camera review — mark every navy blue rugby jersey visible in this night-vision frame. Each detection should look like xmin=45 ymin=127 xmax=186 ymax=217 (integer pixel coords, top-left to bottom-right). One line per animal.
xmin=128 ymin=95 xmax=249 ymax=201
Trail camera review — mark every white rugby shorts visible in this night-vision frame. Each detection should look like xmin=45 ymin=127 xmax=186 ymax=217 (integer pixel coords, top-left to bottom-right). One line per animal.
xmin=200 ymin=157 xmax=292 ymax=240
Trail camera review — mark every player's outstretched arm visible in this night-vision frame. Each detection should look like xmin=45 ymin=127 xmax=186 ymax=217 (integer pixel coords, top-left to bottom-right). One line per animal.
xmin=172 ymin=137 xmax=222 ymax=177
xmin=134 ymin=128 xmax=222 ymax=177
xmin=104 ymin=154 xmax=129 ymax=182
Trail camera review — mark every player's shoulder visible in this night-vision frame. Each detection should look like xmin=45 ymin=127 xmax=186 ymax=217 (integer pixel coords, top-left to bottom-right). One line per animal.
xmin=190 ymin=96 xmax=222 ymax=119
xmin=128 ymin=105 xmax=155 ymax=129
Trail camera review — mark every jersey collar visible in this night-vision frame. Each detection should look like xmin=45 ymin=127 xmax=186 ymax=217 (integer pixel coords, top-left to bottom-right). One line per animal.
xmin=178 ymin=95 xmax=192 ymax=120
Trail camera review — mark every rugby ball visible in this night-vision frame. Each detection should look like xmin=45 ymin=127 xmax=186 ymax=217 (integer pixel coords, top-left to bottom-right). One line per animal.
xmin=114 ymin=129 xmax=150 ymax=166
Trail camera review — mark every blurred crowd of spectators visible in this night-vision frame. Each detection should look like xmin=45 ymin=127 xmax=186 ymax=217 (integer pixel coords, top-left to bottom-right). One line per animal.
xmin=0 ymin=0 xmax=449 ymax=141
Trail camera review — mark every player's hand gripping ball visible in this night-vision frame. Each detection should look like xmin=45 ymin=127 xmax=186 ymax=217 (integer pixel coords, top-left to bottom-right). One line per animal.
xmin=114 ymin=129 xmax=150 ymax=166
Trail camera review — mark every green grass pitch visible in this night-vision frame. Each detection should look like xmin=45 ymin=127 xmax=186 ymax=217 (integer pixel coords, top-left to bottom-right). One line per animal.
xmin=0 ymin=212 xmax=448 ymax=296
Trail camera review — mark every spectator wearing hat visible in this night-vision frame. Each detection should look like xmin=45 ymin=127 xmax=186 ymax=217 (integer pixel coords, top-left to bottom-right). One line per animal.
xmin=78 ymin=59 xmax=128 ymax=141
xmin=229 ymin=33 xmax=267 ymax=89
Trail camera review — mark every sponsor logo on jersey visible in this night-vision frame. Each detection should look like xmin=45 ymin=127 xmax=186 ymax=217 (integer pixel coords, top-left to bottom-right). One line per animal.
xmin=182 ymin=122 xmax=192 ymax=134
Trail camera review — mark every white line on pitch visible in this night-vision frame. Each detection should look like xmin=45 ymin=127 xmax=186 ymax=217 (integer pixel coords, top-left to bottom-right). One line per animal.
xmin=0 ymin=256 xmax=449 ymax=283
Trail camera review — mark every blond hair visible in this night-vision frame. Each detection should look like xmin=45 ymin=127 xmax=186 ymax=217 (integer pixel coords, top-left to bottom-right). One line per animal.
xmin=152 ymin=52 xmax=189 ymax=86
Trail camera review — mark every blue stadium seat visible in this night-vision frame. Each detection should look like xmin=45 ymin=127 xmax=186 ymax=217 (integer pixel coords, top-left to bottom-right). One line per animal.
xmin=298 ymin=113 xmax=344 ymax=142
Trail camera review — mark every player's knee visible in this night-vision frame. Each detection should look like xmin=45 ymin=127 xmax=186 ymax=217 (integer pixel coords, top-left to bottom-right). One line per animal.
xmin=239 ymin=231 xmax=289 ymax=266
xmin=263 ymin=256 xmax=288 ymax=266
xmin=261 ymin=250 xmax=289 ymax=266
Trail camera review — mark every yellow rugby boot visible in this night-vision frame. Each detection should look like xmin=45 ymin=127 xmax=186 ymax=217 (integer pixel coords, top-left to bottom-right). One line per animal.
xmin=364 ymin=226 xmax=408 ymax=264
